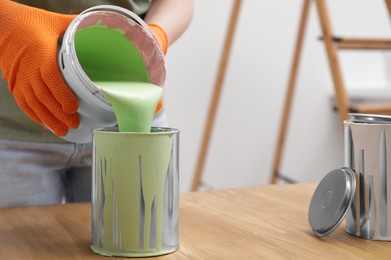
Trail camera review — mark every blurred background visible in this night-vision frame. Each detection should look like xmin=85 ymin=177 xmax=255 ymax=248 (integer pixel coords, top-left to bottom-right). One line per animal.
xmin=162 ymin=0 xmax=391 ymax=192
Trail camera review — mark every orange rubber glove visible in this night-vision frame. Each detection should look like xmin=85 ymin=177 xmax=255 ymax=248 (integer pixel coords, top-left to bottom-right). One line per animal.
xmin=148 ymin=23 xmax=168 ymax=55
xmin=148 ymin=23 xmax=168 ymax=113
xmin=0 ymin=0 xmax=79 ymax=136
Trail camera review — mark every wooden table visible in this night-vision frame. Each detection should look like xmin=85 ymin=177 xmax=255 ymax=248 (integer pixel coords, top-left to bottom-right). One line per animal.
xmin=0 ymin=183 xmax=390 ymax=259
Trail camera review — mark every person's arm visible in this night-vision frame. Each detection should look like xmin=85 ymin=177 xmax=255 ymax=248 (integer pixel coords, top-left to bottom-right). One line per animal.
xmin=144 ymin=0 xmax=193 ymax=113
xmin=145 ymin=0 xmax=193 ymax=51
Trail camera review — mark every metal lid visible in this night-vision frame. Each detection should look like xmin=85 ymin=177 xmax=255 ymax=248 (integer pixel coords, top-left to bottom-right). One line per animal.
xmin=348 ymin=113 xmax=391 ymax=124
xmin=308 ymin=168 xmax=356 ymax=236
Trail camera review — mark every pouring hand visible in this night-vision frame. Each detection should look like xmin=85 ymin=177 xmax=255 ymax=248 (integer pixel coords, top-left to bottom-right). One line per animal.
xmin=148 ymin=23 xmax=168 ymax=55
xmin=0 ymin=0 xmax=79 ymax=136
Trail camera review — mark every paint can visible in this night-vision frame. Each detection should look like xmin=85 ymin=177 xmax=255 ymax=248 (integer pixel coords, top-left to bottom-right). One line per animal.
xmin=344 ymin=113 xmax=391 ymax=240
xmin=91 ymin=127 xmax=179 ymax=257
xmin=58 ymin=5 xmax=166 ymax=143
xmin=308 ymin=113 xmax=391 ymax=240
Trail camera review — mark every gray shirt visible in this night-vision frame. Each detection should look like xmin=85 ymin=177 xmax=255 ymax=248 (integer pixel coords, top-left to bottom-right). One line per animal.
xmin=0 ymin=1 xmax=152 ymax=142
xmin=13 ymin=0 xmax=151 ymax=15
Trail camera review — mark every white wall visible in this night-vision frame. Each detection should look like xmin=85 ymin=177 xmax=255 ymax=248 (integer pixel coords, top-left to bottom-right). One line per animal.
xmin=163 ymin=0 xmax=391 ymax=192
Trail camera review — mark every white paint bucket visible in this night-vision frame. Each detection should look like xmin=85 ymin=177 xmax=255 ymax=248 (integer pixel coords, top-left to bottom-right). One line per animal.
xmin=58 ymin=5 xmax=166 ymax=143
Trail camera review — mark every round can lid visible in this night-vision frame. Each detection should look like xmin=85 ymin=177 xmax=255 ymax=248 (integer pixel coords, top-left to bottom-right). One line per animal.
xmin=308 ymin=168 xmax=356 ymax=237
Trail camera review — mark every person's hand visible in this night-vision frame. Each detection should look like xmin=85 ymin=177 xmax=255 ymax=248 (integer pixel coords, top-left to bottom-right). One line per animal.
xmin=0 ymin=0 xmax=79 ymax=136
xmin=148 ymin=24 xmax=168 ymax=112
xmin=148 ymin=24 xmax=168 ymax=55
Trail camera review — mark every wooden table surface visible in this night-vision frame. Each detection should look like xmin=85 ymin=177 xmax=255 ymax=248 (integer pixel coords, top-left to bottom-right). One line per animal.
xmin=0 ymin=183 xmax=390 ymax=259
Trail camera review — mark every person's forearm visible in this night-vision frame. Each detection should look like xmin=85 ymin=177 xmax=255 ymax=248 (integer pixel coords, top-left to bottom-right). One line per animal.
xmin=144 ymin=0 xmax=193 ymax=46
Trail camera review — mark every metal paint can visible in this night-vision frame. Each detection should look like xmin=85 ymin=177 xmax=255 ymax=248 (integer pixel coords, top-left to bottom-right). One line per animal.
xmin=91 ymin=127 xmax=179 ymax=257
xmin=309 ymin=113 xmax=391 ymax=240
xmin=344 ymin=113 xmax=391 ymax=240
xmin=58 ymin=5 xmax=166 ymax=143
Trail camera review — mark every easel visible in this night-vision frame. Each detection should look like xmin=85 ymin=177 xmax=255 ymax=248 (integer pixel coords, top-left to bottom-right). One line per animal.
xmin=271 ymin=0 xmax=391 ymax=184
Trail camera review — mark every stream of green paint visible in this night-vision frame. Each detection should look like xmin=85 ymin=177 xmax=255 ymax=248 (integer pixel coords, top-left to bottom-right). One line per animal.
xmin=76 ymin=24 xmax=174 ymax=255
xmin=96 ymin=81 xmax=162 ymax=133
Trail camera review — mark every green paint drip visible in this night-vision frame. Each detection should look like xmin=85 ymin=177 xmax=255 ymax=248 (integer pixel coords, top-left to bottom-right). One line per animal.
xmin=93 ymin=131 xmax=173 ymax=255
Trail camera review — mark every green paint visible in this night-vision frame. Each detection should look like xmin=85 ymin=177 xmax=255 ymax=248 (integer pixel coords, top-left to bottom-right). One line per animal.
xmin=75 ymin=24 xmax=162 ymax=133
xmin=92 ymin=129 xmax=175 ymax=256
xmin=96 ymin=81 xmax=162 ymax=132
xmin=75 ymin=24 xmax=162 ymax=132
xmin=75 ymin=24 xmax=151 ymax=83
xmin=79 ymin=24 xmax=176 ymax=257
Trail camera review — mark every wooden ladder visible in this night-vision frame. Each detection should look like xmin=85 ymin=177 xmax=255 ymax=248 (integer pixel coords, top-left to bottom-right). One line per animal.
xmin=191 ymin=0 xmax=242 ymax=191
xmin=271 ymin=0 xmax=391 ymax=184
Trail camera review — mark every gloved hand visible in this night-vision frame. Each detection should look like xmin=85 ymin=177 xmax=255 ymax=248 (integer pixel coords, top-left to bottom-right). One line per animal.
xmin=148 ymin=23 xmax=168 ymax=55
xmin=148 ymin=23 xmax=168 ymax=112
xmin=0 ymin=0 xmax=79 ymax=136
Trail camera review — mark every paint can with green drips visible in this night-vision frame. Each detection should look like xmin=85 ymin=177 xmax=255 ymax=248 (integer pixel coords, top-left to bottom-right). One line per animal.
xmin=58 ymin=5 xmax=166 ymax=143
xmin=91 ymin=127 xmax=179 ymax=257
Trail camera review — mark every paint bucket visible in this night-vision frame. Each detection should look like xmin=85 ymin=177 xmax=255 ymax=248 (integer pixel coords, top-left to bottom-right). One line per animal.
xmin=308 ymin=113 xmax=391 ymax=240
xmin=58 ymin=5 xmax=166 ymax=143
xmin=91 ymin=127 xmax=179 ymax=257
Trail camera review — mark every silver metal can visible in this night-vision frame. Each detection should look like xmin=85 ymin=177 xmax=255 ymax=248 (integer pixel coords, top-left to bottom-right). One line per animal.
xmin=91 ymin=127 xmax=179 ymax=257
xmin=345 ymin=113 xmax=391 ymax=240
xmin=58 ymin=5 xmax=166 ymax=143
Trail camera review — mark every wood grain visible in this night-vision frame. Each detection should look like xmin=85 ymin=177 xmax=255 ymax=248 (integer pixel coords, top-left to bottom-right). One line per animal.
xmin=0 ymin=184 xmax=390 ymax=259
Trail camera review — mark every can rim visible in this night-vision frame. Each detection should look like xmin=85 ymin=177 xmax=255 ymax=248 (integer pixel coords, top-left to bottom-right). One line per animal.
xmin=93 ymin=126 xmax=180 ymax=136
xmin=347 ymin=113 xmax=391 ymax=124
